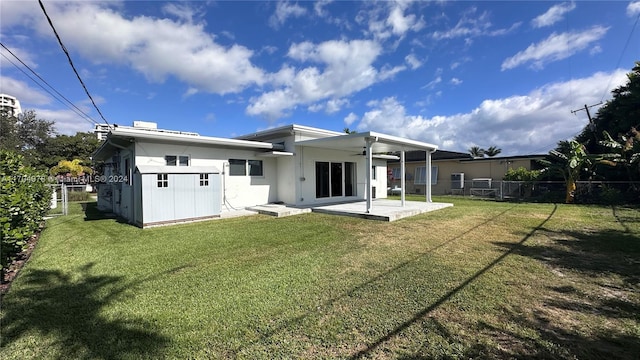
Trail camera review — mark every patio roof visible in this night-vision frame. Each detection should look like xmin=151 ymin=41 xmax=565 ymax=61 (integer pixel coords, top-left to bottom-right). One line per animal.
xmin=295 ymin=131 xmax=438 ymax=153
xmin=297 ymin=131 xmax=439 ymax=214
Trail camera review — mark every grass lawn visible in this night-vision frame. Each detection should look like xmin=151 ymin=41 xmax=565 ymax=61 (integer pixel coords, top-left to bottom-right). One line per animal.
xmin=1 ymin=197 xmax=639 ymax=359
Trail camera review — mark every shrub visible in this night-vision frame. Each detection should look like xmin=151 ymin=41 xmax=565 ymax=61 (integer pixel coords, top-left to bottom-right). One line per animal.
xmin=503 ymin=167 xmax=540 ymax=181
xmin=0 ymin=150 xmax=52 ymax=269
xmin=67 ymin=190 xmax=90 ymax=202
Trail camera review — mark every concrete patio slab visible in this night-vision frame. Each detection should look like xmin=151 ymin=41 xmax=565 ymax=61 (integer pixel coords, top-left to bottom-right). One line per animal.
xmin=247 ymin=204 xmax=312 ymax=218
xmin=310 ymin=200 xmax=453 ymax=222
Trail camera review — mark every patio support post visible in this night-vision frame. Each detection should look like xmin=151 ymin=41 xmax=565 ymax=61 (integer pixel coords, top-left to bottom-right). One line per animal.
xmin=426 ymin=150 xmax=433 ymax=203
xmin=365 ymin=138 xmax=374 ymax=213
xmin=400 ymin=150 xmax=406 ymax=207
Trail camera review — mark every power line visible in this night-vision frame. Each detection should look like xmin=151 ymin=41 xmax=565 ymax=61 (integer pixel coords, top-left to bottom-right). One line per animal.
xmin=600 ymin=12 xmax=640 ymax=103
xmin=38 ymin=0 xmax=110 ymax=126
xmin=0 ymin=42 xmax=100 ymax=126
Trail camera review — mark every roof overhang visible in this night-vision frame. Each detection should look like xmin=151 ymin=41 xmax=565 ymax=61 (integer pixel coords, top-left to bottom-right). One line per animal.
xmin=93 ymin=127 xmax=283 ymax=162
xmin=256 ymin=151 xmax=295 ymax=157
xmin=295 ymin=131 xmax=438 ymax=154
xmin=136 ymin=165 xmax=220 ymax=174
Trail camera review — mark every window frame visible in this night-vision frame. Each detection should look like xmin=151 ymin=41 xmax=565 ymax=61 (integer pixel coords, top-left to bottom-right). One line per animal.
xmin=157 ymin=173 xmax=168 ymax=188
xmin=199 ymin=173 xmax=209 ymax=186
xmin=165 ymin=155 xmax=190 ymax=166
xmin=414 ymin=166 xmax=438 ymax=185
xmin=229 ymin=159 xmax=247 ymax=176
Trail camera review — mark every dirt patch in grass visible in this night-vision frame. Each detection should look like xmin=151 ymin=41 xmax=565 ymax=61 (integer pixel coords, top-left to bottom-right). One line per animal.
xmin=1 ymin=230 xmax=41 ymax=296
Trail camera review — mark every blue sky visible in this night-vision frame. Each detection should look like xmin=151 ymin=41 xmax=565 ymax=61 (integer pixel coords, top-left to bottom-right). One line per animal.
xmin=1 ymin=1 xmax=638 ymax=155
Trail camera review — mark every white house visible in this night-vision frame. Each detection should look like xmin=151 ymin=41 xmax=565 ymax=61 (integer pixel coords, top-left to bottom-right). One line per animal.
xmin=93 ymin=123 xmax=438 ymax=227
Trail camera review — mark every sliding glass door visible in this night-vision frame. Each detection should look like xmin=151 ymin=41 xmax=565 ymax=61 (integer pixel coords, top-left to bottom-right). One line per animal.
xmin=316 ymin=161 xmax=356 ymax=198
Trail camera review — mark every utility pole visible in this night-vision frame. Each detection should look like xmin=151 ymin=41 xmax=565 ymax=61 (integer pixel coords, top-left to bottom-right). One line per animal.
xmin=571 ymin=102 xmax=602 ymax=132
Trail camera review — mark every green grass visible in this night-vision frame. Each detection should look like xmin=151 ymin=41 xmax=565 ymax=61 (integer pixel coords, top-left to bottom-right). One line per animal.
xmin=2 ymin=197 xmax=639 ymax=359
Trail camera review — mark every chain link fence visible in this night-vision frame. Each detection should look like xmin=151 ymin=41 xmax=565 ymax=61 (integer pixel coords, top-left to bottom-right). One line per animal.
xmin=438 ymin=180 xmax=640 ymax=204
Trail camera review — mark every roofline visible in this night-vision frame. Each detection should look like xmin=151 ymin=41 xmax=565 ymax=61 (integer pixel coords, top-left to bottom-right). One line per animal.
xmin=108 ymin=127 xmax=279 ymax=149
xmin=235 ymin=123 xmax=344 ymax=140
xmin=93 ymin=127 xmax=282 ymax=161
xmin=458 ymin=154 xmax=547 ymax=162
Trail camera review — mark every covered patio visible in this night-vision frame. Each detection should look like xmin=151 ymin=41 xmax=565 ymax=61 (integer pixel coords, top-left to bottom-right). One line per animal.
xmin=296 ymin=131 xmax=447 ymax=214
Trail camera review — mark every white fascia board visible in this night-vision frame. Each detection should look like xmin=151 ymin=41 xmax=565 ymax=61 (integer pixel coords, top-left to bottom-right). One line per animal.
xmin=235 ymin=123 xmax=344 ymax=141
xmin=110 ymin=127 xmax=280 ymax=150
xmin=366 ymin=131 xmax=439 ymax=151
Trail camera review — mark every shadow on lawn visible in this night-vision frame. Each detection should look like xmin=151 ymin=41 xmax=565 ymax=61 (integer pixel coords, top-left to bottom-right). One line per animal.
xmin=234 ymin=204 xmax=521 ymax=356
xmin=349 ymin=205 xmax=559 ymax=359
xmin=82 ymin=201 xmax=130 ymax=224
xmin=1 ymin=263 xmax=170 ymax=358
xmin=492 ymin=217 xmax=640 ymax=285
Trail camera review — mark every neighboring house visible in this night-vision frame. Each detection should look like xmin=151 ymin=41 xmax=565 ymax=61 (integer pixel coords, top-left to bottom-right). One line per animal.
xmin=93 ymin=123 xmax=438 ymax=227
xmin=388 ymin=150 xmax=545 ymax=195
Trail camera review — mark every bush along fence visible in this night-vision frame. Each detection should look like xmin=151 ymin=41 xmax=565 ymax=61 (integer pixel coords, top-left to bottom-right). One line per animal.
xmin=446 ymin=180 xmax=640 ymax=204
xmin=0 ymin=150 xmax=52 ymax=271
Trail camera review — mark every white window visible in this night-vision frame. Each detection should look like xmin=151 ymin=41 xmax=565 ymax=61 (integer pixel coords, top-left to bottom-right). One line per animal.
xmin=229 ymin=159 xmax=263 ymax=176
xmin=199 ymin=174 xmax=209 ymax=186
xmin=157 ymin=174 xmax=168 ymax=188
xmin=248 ymin=160 xmax=263 ymax=176
xmin=165 ymin=155 xmax=190 ymax=166
xmin=415 ymin=166 xmax=438 ymax=185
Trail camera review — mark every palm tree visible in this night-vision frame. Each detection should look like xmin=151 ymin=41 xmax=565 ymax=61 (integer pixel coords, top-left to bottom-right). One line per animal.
xmin=484 ymin=146 xmax=502 ymax=157
xmin=598 ymin=128 xmax=640 ymax=190
xmin=468 ymin=146 xmax=484 ymax=158
xmin=539 ymin=140 xmax=599 ymax=203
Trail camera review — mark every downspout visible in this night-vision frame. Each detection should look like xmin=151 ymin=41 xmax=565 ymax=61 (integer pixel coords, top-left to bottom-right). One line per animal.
xmin=400 ymin=150 xmax=406 ymax=207
xmin=426 ymin=149 xmax=434 ymax=203
xmin=365 ymin=136 xmax=377 ymax=213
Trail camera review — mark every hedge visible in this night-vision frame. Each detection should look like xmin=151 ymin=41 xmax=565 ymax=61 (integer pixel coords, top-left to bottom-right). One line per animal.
xmin=1 ymin=150 xmax=52 ymax=269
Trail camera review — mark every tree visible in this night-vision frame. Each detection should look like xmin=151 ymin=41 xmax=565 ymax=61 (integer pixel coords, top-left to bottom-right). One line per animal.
xmin=0 ymin=110 xmax=55 ymax=152
xmin=484 ymin=146 xmax=502 ymax=157
xmin=33 ymin=132 xmax=100 ymax=170
xmin=0 ymin=110 xmax=56 ymax=167
xmin=50 ymin=159 xmax=93 ymax=177
xmin=343 ymin=127 xmax=357 ymax=134
xmin=539 ymin=140 xmax=600 ymax=203
xmin=598 ymin=128 xmax=640 ymax=190
xmin=468 ymin=146 xmax=484 ymax=158
xmin=576 ymin=62 xmax=640 ymax=169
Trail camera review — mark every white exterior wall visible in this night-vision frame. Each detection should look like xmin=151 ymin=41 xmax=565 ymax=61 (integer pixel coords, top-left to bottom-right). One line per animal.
xmin=134 ymin=142 xmax=279 ymax=209
xmin=295 ymin=146 xmax=388 ymax=205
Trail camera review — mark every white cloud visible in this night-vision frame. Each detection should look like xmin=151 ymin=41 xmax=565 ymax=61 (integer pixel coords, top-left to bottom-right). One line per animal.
xmin=353 ymin=69 xmax=628 ymax=155
xmin=17 ymin=2 xmax=265 ymax=95
xmin=358 ymin=1 xmax=425 ymax=41
xmin=627 ymin=1 xmax=640 ymax=16
xmin=314 ymin=0 xmax=333 ymax=17
xmin=501 ymin=26 xmax=609 ymax=71
xmin=162 ymin=3 xmax=201 ymax=23
xmin=0 ymin=76 xmax=51 ymax=105
xmin=247 ymin=39 xmax=389 ymax=119
xmin=450 ymin=77 xmax=463 ymax=85
xmin=344 ymin=112 xmax=358 ymax=126
xmin=36 ymin=108 xmax=95 ymax=135
xmin=422 ymin=76 xmax=442 ymax=90
xmin=432 ymin=7 xmax=519 ymax=40
xmin=0 ymin=45 xmax=38 ymax=70
xmin=405 ymin=54 xmax=423 ymax=69
xmin=531 ymin=2 xmax=576 ymax=28
xmin=1 ymin=75 xmax=99 ymax=134
xmin=269 ymin=1 xmax=307 ymax=28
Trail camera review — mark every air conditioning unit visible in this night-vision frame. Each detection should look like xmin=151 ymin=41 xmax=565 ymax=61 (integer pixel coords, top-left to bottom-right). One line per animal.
xmin=451 ymin=173 xmax=464 ymax=189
